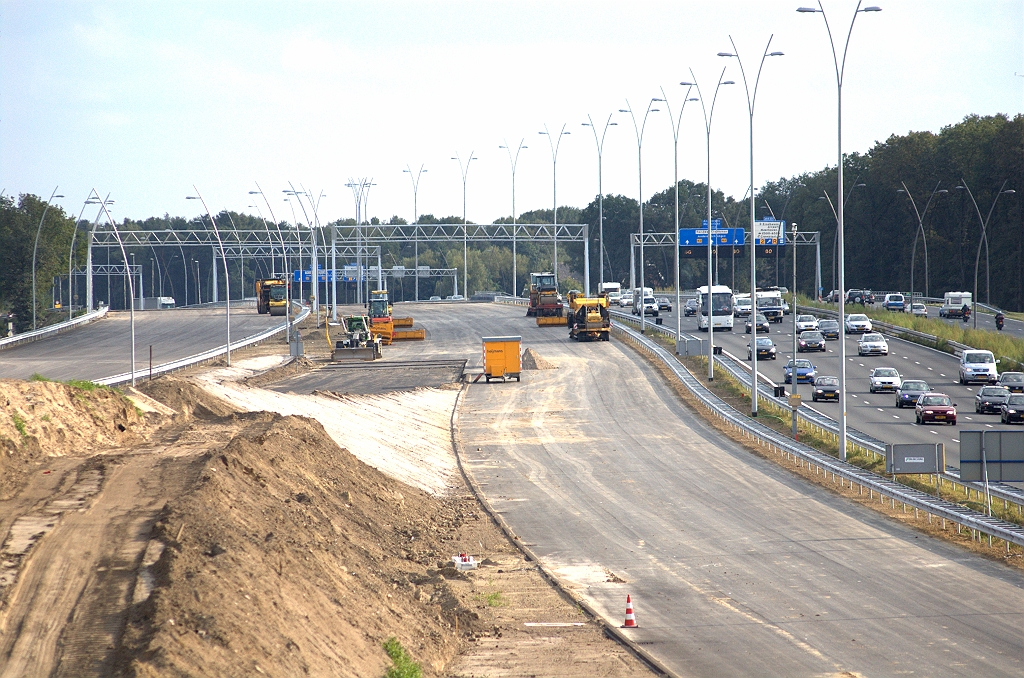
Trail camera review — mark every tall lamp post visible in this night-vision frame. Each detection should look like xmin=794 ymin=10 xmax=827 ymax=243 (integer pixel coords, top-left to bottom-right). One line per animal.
xmin=956 ymin=179 xmax=1016 ymax=327
xmin=403 ymin=164 xmax=427 ymax=300
xmin=654 ymin=89 xmax=698 ymax=352
xmin=499 ymin=140 xmax=527 ymax=297
xmin=539 ymin=125 xmax=570 ymax=288
xmin=817 ymin=178 xmax=866 ymax=294
xmin=618 ymin=101 xmax=660 ymax=334
xmin=249 ymin=184 xmax=291 ymax=342
xmin=896 ymin=181 xmax=947 ymax=301
xmin=32 ymin=187 xmax=65 ymax=330
xmin=285 ymin=184 xmax=319 ymax=322
xmin=68 ymin=195 xmax=103 ymax=321
xmin=451 ymin=152 xmax=477 ymax=298
xmin=798 ymin=0 xmax=882 ymax=461
xmin=719 ymin=37 xmax=783 ymax=412
xmin=791 ymin=221 xmax=800 ymax=437
xmin=682 ymin=68 xmax=733 ymax=380
xmin=187 ymin=187 xmax=232 ymax=367
xmin=582 ymin=115 xmax=617 ymax=297
xmin=92 ymin=190 xmax=136 ymax=385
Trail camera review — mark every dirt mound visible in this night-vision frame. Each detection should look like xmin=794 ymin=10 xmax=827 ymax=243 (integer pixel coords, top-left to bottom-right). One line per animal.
xmin=0 ymin=379 xmax=149 ymax=500
xmin=521 ymin=347 xmax=556 ymax=370
xmin=120 ymin=414 xmax=489 ymax=677
xmin=138 ymin=376 xmax=239 ymax=420
xmin=243 ymin=356 xmax=317 ymax=389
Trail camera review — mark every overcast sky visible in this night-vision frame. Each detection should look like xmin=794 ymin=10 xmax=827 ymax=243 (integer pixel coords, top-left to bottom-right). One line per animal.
xmin=2 ymin=1 xmax=1022 ymax=226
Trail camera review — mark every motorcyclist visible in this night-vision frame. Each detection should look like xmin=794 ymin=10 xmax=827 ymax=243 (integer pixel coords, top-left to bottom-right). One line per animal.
xmin=995 ymin=311 xmax=1005 ymax=331
xmin=961 ymin=304 xmax=971 ymax=323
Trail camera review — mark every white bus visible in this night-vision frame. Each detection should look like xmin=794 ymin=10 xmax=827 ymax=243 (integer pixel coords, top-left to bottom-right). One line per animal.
xmin=697 ymin=285 xmax=735 ymax=331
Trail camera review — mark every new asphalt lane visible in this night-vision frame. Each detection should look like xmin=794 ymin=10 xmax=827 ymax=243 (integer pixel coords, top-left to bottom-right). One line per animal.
xmin=0 ymin=306 xmax=282 ymax=382
xmin=437 ymin=302 xmax=1024 ymax=677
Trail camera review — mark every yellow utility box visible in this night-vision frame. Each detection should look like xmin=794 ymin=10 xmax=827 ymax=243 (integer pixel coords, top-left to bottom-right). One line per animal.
xmin=482 ymin=336 xmax=522 ymax=382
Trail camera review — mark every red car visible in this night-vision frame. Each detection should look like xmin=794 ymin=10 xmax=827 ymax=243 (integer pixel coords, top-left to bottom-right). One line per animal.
xmin=915 ymin=393 xmax=957 ymax=426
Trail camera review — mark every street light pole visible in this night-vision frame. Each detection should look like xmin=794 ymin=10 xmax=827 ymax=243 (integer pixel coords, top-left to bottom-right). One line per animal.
xmin=451 ymin=152 xmax=477 ymax=298
xmin=719 ymin=35 xmax=783 ymax=414
xmin=896 ymin=181 xmax=947 ymax=301
xmin=187 ymin=187 xmax=232 ymax=367
xmin=682 ymin=68 xmax=734 ymax=380
xmin=403 ymin=164 xmax=427 ymax=300
xmin=619 ymin=101 xmax=660 ymax=334
xmin=92 ymin=190 xmax=136 ymax=386
xmin=32 ymin=187 xmax=65 ymax=330
xmin=798 ymin=0 xmax=882 ymax=461
xmin=249 ymin=184 xmax=291 ymax=342
xmin=68 ymin=196 xmax=103 ymax=321
xmin=539 ymin=125 xmax=570 ymax=288
xmin=582 ymin=115 xmax=617 ymax=298
xmin=791 ymin=221 xmax=799 ymax=437
xmin=499 ymin=140 xmax=527 ymax=297
xmin=956 ymin=179 xmax=1016 ymax=327
xmin=818 ymin=179 xmax=865 ymax=294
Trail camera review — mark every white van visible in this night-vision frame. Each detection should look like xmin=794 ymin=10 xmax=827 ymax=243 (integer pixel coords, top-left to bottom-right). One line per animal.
xmin=883 ymin=293 xmax=905 ymax=312
xmin=959 ymin=349 xmax=999 ymax=385
xmin=940 ymin=291 xmax=972 ymax=318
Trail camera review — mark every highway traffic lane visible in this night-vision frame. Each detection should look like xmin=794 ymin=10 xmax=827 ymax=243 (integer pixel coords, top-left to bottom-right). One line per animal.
xmin=925 ymin=305 xmax=1024 ymax=339
xmin=0 ymin=308 xmax=281 ymax=382
xmin=458 ymin=311 xmax=1024 ymax=677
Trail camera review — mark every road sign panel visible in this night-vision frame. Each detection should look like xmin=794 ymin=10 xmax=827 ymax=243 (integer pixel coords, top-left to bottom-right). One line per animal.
xmin=754 ymin=219 xmax=786 ymax=245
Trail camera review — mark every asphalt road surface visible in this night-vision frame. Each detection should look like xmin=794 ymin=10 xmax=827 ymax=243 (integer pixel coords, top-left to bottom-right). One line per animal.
xmin=649 ymin=306 xmax=1021 ymax=469
xmin=439 ymin=302 xmax=1024 ymax=677
xmin=0 ymin=307 xmax=282 ymax=382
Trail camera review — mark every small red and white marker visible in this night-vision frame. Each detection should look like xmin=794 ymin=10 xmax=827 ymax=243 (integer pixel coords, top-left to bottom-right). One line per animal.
xmin=622 ymin=594 xmax=637 ymax=628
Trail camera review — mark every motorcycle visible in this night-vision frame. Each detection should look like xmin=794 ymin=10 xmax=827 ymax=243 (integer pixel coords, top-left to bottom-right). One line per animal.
xmin=996 ymin=315 xmax=1005 ymax=331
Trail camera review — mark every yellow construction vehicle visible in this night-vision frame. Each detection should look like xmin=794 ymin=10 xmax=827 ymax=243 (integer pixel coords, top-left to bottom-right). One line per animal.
xmin=526 ymin=272 xmax=563 ymax=318
xmin=330 ymin=315 xmax=383 ymax=360
xmin=368 ymin=290 xmax=426 ymax=342
xmin=255 ymin=278 xmax=288 ymax=316
xmin=568 ymin=295 xmax=611 ymax=341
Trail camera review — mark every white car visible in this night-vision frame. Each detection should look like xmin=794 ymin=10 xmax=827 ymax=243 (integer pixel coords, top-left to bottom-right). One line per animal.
xmin=734 ymin=297 xmax=753 ymax=317
xmin=618 ymin=295 xmax=632 ymax=308
xmin=869 ymin=367 xmax=902 ymax=393
xmin=910 ymin=302 xmax=927 ymax=317
xmin=845 ymin=313 xmax=873 ymax=334
xmin=858 ymin=332 xmax=889 ymax=356
xmin=959 ymin=349 xmax=999 ymax=385
xmin=795 ymin=314 xmax=818 ymax=332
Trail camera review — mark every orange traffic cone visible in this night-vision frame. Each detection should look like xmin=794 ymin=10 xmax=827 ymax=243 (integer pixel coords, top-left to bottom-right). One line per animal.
xmin=622 ymin=594 xmax=637 ymax=628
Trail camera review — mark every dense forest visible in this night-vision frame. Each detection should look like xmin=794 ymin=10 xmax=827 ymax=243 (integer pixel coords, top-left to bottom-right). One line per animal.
xmin=2 ymin=113 xmax=1020 ymax=333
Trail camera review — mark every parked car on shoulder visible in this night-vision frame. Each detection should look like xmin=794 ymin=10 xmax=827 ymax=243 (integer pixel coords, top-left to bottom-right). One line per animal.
xmin=657 ymin=297 xmax=672 ymax=311
xmin=1001 ymin=394 xmax=1024 ymax=424
xmin=747 ymin=336 xmax=777 ymax=360
xmin=869 ymin=367 xmax=902 ymax=393
xmin=783 ymin=358 xmax=817 ymax=384
xmin=683 ymin=298 xmax=699 ymax=316
xmin=858 ymin=332 xmax=889 ymax=356
xmin=745 ymin=313 xmax=770 ymax=334
xmin=795 ymin=314 xmax=818 ymax=332
xmin=896 ymin=380 xmax=930 ymax=408
xmin=818 ymin=319 xmax=840 ymax=340
xmin=997 ymin=372 xmax=1024 ymax=393
xmin=845 ymin=313 xmax=872 ymax=334
xmin=910 ymin=302 xmax=928 ymax=317
xmin=915 ymin=393 xmax=957 ymax=425
xmin=975 ymin=386 xmax=1011 ymax=414
xmin=812 ymin=375 xmax=840 ymax=402
xmin=798 ymin=330 xmax=826 ymax=352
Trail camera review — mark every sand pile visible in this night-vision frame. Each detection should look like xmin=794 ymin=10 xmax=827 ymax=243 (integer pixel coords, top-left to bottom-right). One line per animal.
xmin=138 ymin=377 xmax=238 ymax=420
xmin=0 ymin=379 xmax=150 ymax=499
xmin=521 ymin=347 xmax=556 ymax=370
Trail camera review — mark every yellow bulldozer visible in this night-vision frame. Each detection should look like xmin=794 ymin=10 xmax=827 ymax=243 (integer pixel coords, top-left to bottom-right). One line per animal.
xmin=568 ymin=294 xmax=611 ymax=342
xmin=255 ymin=278 xmax=288 ymax=316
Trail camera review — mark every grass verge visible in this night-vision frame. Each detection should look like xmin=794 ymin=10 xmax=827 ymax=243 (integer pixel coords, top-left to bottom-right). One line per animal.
xmin=11 ymin=413 xmax=28 ymax=440
xmin=381 ymin=637 xmax=422 ymax=678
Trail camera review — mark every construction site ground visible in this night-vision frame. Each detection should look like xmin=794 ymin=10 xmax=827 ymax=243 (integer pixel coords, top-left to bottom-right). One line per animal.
xmin=0 ymin=302 xmax=652 ymax=677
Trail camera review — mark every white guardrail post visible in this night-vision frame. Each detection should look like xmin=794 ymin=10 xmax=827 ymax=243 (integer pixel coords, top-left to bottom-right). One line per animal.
xmin=0 ymin=306 xmax=110 ymax=351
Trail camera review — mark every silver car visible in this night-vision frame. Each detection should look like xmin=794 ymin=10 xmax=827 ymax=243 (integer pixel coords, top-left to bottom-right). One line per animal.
xmin=845 ymin=313 xmax=873 ymax=334
xmin=795 ymin=314 xmax=818 ymax=332
xmin=858 ymin=332 xmax=889 ymax=356
xmin=869 ymin=367 xmax=902 ymax=393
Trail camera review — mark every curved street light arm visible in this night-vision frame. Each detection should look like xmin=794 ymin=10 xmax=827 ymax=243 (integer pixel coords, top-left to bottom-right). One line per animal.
xmin=93 ymin=189 xmax=137 ymax=385
xmin=188 ymin=186 xmax=232 ymax=366
xmin=32 ymin=186 xmax=64 ymax=330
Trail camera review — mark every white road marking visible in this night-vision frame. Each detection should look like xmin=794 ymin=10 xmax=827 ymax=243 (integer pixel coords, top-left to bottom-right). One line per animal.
xmin=893 ymin=415 xmax=900 ymax=419
xmin=965 ymin=416 xmax=973 ymax=420
xmin=928 ymin=367 xmax=933 ymax=371
xmin=915 ymin=361 xmax=921 ymax=365
xmin=952 ymin=438 xmax=960 ymax=443
xmin=877 ymin=408 xmax=884 ymax=412
xmin=930 ymin=430 xmax=938 ymax=435
xmin=986 ymin=424 xmax=993 ymax=428
xmin=939 ymin=373 xmax=946 ymax=377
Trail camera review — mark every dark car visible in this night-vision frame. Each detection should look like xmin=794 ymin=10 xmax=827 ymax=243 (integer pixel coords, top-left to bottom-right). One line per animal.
xmin=998 ymin=372 xmax=1024 ymax=393
xmin=915 ymin=393 xmax=957 ymax=426
xmin=745 ymin=313 xmax=770 ymax=334
xmin=657 ymin=297 xmax=672 ymax=311
xmin=747 ymin=336 xmax=777 ymax=360
xmin=895 ymin=380 xmax=930 ymax=408
xmin=684 ymin=299 xmax=699 ymax=317
xmin=818 ymin=319 xmax=840 ymax=340
xmin=812 ymin=375 xmax=839 ymax=402
xmin=798 ymin=330 xmax=826 ymax=352
xmin=975 ymin=386 xmax=1011 ymax=414
xmin=846 ymin=289 xmax=867 ymax=304
xmin=1001 ymin=394 xmax=1024 ymax=424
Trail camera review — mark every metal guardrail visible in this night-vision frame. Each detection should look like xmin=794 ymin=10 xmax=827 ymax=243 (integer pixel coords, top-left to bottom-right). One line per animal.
xmin=610 ymin=319 xmax=1024 ymax=548
xmin=608 ymin=307 xmax=1024 ymax=511
xmin=95 ymin=305 xmax=311 ymax=387
xmin=0 ymin=306 xmax=110 ymax=351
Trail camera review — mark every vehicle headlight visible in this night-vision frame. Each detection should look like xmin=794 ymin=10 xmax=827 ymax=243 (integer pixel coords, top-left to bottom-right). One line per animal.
xmin=816 ymin=389 xmax=823 ymax=394
xmin=1009 ymin=409 xmax=1018 ymax=414
xmin=924 ymin=410 xmax=934 ymax=414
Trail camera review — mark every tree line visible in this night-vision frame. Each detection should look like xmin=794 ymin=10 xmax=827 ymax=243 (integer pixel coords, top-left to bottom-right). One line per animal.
xmin=2 ymin=113 xmax=1020 ymax=332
